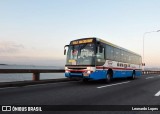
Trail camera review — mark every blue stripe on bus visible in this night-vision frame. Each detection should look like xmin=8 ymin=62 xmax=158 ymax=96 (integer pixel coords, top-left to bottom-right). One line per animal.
xmin=65 ymin=70 xmax=142 ymax=80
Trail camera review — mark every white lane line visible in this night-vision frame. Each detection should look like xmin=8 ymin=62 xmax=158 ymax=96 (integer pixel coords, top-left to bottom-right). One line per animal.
xmin=146 ymin=75 xmax=160 ymax=80
xmin=97 ymin=81 xmax=130 ymax=89
xmin=0 ymin=87 xmax=19 ymax=90
xmin=155 ymin=91 xmax=160 ymax=96
xmin=146 ymin=77 xmax=154 ymax=80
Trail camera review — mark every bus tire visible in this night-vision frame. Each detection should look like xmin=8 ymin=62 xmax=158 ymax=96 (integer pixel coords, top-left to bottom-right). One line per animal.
xmin=83 ymin=78 xmax=88 ymax=83
xmin=106 ymin=73 xmax=111 ymax=83
xmin=131 ymin=72 xmax=135 ymax=80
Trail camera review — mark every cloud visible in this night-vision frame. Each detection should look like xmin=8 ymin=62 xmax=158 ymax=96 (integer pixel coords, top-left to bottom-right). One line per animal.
xmin=0 ymin=41 xmax=65 ymax=65
xmin=0 ymin=41 xmax=24 ymax=54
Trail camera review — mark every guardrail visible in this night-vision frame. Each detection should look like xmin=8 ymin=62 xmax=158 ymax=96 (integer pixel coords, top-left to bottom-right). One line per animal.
xmin=0 ymin=69 xmax=64 ymax=81
xmin=142 ymin=71 xmax=160 ymax=75
xmin=0 ymin=69 xmax=160 ymax=81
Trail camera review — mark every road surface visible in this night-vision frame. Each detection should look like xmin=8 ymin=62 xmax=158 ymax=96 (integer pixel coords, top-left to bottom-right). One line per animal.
xmin=0 ymin=74 xmax=160 ymax=114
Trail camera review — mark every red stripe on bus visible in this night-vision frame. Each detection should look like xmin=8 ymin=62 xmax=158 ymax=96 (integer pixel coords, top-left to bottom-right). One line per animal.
xmin=96 ymin=66 xmax=141 ymax=70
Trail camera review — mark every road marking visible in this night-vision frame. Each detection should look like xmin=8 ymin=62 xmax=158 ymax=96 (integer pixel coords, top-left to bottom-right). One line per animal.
xmin=146 ymin=77 xmax=154 ymax=79
xmin=145 ymin=75 xmax=160 ymax=80
xmin=97 ymin=81 xmax=130 ymax=89
xmin=0 ymin=87 xmax=19 ymax=90
xmin=155 ymin=91 xmax=160 ymax=96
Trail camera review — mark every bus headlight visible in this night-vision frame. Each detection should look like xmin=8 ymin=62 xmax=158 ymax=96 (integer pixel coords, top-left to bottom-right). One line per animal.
xmin=87 ymin=71 xmax=91 ymax=74
xmin=83 ymin=71 xmax=92 ymax=76
xmin=65 ymin=70 xmax=70 ymax=73
xmin=65 ymin=67 xmax=68 ymax=70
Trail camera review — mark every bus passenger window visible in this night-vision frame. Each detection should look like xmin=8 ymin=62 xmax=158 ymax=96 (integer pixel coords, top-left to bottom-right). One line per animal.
xmin=99 ymin=46 xmax=103 ymax=53
xmin=97 ymin=46 xmax=105 ymax=59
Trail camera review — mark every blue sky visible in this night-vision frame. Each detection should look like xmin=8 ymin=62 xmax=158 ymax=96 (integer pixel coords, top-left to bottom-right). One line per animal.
xmin=0 ymin=0 xmax=160 ymax=67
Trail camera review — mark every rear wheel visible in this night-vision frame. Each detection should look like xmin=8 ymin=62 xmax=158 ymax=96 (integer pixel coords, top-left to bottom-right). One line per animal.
xmin=130 ymin=72 xmax=135 ymax=80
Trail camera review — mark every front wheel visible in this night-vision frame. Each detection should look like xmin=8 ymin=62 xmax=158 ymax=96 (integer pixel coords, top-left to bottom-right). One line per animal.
xmin=83 ymin=78 xmax=89 ymax=83
xmin=106 ymin=73 xmax=111 ymax=83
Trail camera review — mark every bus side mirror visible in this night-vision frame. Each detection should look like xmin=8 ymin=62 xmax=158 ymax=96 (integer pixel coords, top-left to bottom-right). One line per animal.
xmin=64 ymin=45 xmax=69 ymax=55
xmin=64 ymin=49 xmax=66 ymax=55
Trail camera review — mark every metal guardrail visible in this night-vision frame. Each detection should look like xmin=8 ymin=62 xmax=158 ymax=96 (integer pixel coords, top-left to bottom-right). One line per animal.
xmin=142 ymin=71 xmax=160 ymax=75
xmin=0 ymin=69 xmax=64 ymax=81
xmin=0 ymin=69 xmax=160 ymax=81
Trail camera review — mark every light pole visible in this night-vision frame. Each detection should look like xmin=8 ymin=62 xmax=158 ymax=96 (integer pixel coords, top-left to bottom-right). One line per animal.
xmin=142 ymin=30 xmax=160 ymax=69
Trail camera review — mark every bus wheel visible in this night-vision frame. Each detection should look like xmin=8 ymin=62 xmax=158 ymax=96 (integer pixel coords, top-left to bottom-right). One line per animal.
xmin=67 ymin=77 xmax=72 ymax=81
xmin=83 ymin=78 xmax=88 ymax=83
xmin=106 ymin=73 xmax=111 ymax=83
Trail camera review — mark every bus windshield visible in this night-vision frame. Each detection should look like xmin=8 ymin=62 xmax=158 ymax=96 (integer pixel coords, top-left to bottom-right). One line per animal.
xmin=66 ymin=43 xmax=95 ymax=66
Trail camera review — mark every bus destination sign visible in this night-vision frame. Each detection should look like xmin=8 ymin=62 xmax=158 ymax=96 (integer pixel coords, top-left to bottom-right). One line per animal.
xmin=71 ymin=39 xmax=93 ymax=45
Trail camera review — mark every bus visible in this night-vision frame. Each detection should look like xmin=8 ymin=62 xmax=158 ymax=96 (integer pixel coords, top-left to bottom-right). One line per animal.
xmin=64 ymin=37 xmax=142 ymax=82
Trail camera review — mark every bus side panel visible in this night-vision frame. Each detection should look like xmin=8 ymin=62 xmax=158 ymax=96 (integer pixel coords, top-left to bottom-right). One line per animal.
xmin=135 ymin=70 xmax=142 ymax=76
xmin=113 ymin=70 xmax=125 ymax=78
xmin=113 ymin=70 xmax=142 ymax=78
xmin=89 ymin=70 xmax=107 ymax=80
xmin=113 ymin=70 xmax=133 ymax=78
xmin=126 ymin=70 xmax=133 ymax=77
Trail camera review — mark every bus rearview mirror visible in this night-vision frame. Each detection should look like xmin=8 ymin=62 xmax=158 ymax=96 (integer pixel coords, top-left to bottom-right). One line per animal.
xmin=64 ymin=45 xmax=69 ymax=55
xmin=64 ymin=49 xmax=66 ymax=55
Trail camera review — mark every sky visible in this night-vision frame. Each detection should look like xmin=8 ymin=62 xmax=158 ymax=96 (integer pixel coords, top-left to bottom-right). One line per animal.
xmin=0 ymin=0 xmax=160 ymax=67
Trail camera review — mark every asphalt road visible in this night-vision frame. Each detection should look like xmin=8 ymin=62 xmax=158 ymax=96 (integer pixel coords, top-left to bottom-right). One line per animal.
xmin=0 ymin=74 xmax=160 ymax=114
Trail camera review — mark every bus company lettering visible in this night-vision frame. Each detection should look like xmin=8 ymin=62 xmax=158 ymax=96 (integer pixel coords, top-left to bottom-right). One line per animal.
xmin=124 ymin=64 xmax=127 ymax=68
xmin=107 ymin=60 xmax=113 ymax=66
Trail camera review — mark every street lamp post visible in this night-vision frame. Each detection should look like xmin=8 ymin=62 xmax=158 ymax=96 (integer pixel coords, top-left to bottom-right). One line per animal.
xmin=142 ymin=30 xmax=160 ymax=69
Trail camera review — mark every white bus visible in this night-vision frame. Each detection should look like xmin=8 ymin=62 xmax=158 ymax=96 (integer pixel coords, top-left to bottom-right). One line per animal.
xmin=64 ymin=37 xmax=142 ymax=82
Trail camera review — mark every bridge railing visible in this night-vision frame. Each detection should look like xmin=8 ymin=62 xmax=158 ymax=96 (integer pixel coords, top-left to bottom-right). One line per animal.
xmin=0 ymin=69 xmax=64 ymax=81
xmin=0 ymin=69 xmax=159 ymax=81
xmin=142 ymin=71 xmax=160 ymax=75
